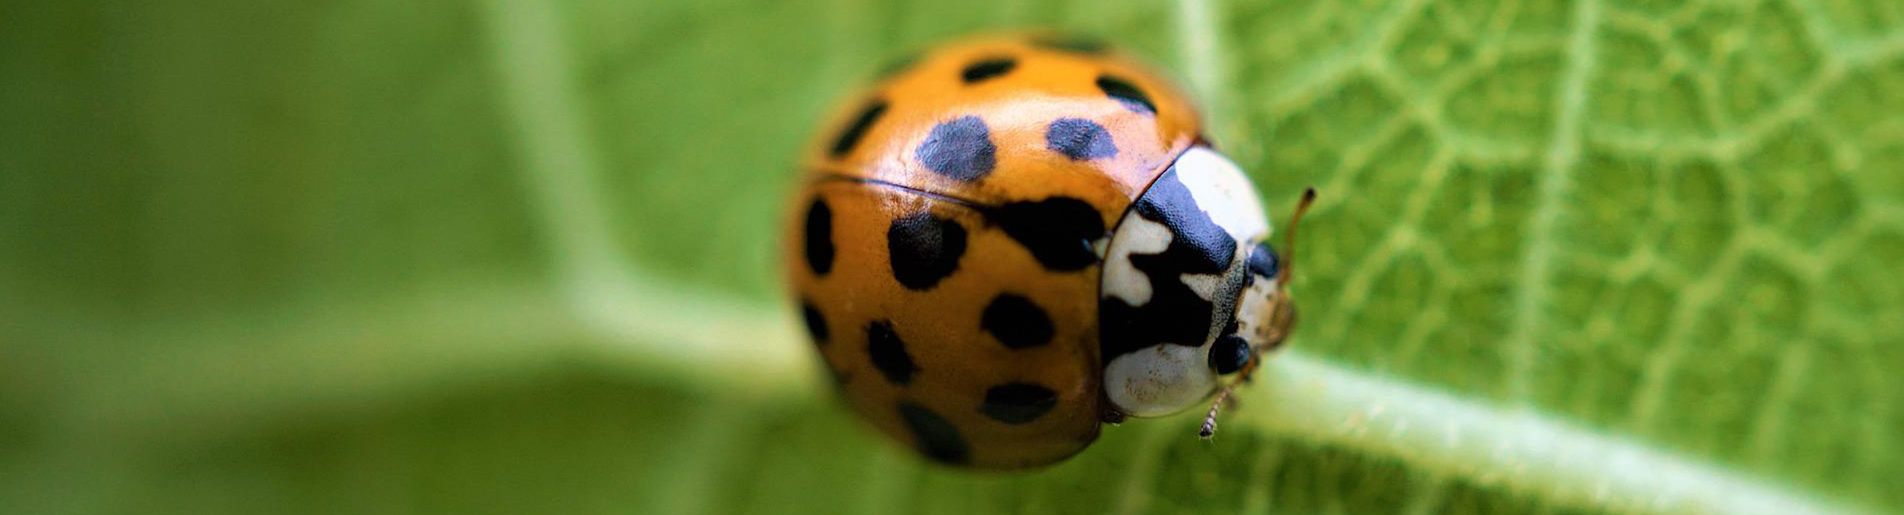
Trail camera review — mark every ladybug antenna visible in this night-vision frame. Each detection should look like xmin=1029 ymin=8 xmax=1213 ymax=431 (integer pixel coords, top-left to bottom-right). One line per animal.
xmin=1198 ymin=385 xmax=1234 ymax=439
xmin=1276 ymin=188 xmax=1318 ymax=290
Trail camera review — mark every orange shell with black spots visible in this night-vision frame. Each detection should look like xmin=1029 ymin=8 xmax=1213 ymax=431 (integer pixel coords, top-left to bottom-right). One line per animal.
xmin=784 ymin=34 xmax=1203 ymax=469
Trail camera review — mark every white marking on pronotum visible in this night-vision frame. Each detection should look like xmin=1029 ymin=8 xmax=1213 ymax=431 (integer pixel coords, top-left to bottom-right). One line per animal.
xmin=1105 ymin=343 xmax=1217 ymax=417
xmin=1172 ymin=147 xmax=1269 ymax=241
xmin=1103 ymin=216 xmax=1171 ymax=305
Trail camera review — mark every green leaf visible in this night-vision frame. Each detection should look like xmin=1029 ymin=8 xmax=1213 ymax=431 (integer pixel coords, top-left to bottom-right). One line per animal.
xmin=3 ymin=0 xmax=1902 ymax=514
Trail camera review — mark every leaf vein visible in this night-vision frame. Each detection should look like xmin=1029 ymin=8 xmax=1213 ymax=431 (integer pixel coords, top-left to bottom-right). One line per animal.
xmin=1504 ymin=0 xmax=1602 ymax=404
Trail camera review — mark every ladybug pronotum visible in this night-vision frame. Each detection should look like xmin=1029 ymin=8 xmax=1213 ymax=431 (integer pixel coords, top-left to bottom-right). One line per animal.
xmin=783 ymin=34 xmax=1314 ymax=469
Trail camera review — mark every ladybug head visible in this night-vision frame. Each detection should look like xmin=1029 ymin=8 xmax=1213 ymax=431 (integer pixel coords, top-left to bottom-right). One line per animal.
xmin=1214 ymin=187 xmax=1315 ymax=378
xmin=1099 ymin=147 xmax=1315 ymax=427
xmin=1198 ymin=187 xmax=1315 ymax=437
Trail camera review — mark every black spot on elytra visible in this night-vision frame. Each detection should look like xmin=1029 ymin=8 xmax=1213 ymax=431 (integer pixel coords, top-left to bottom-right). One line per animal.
xmin=898 ymin=402 xmax=970 ymax=464
xmin=990 ymin=197 xmax=1105 ymax=271
xmin=960 ymin=57 xmax=1016 ymax=83
xmin=831 ymin=100 xmax=888 ymax=157
xmin=1210 ymin=334 xmax=1250 ymax=374
xmin=1029 ymin=35 xmax=1108 ymax=54
xmin=1248 ymin=241 xmax=1281 ymax=279
xmin=1045 ymin=118 xmax=1118 ymax=160
xmin=800 ymin=301 xmax=828 ymax=344
xmin=1100 ymin=168 xmax=1239 ymax=361
xmin=1095 ymin=75 xmax=1156 ymax=115
xmin=887 ymin=212 xmax=967 ymax=290
xmin=867 ymin=321 xmax=919 ymax=385
xmin=981 ymin=294 xmax=1054 ymax=349
xmin=915 ymin=116 xmax=996 ymax=181
xmin=803 ymin=199 xmax=835 ymax=275
xmin=980 ymin=383 xmax=1058 ymax=424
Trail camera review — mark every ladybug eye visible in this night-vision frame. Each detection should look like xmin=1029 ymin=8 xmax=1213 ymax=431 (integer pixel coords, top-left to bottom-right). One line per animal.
xmin=1210 ymin=334 xmax=1251 ymax=375
xmin=1248 ymin=242 xmax=1280 ymax=279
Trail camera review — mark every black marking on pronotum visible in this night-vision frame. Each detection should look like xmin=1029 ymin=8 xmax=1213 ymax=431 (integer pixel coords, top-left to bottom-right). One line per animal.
xmin=960 ymin=57 xmax=1017 ymax=83
xmin=915 ymin=116 xmax=997 ymax=181
xmin=981 ymin=293 xmax=1055 ymax=349
xmin=1099 ymin=167 xmax=1238 ymax=361
xmin=1045 ymin=118 xmax=1118 ymax=160
xmin=980 ymin=383 xmax=1059 ymax=424
xmin=898 ymin=401 xmax=970 ymax=464
xmin=887 ymin=212 xmax=968 ymax=290
xmin=831 ymin=100 xmax=889 ymax=157
xmin=803 ymin=199 xmax=835 ymax=275
xmin=1095 ymin=75 xmax=1156 ymax=114
xmin=867 ymin=321 xmax=919 ymax=385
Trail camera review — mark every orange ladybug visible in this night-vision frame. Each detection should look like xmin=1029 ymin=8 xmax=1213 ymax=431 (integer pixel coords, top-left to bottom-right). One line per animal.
xmin=784 ymin=34 xmax=1314 ymax=469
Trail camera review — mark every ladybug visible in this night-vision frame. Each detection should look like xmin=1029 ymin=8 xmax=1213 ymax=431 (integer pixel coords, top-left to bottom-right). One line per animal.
xmin=784 ymin=34 xmax=1315 ymax=469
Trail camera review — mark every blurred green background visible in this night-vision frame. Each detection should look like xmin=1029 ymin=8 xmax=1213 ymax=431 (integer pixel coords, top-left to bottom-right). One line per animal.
xmin=4 ymin=0 xmax=1903 ymax=513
